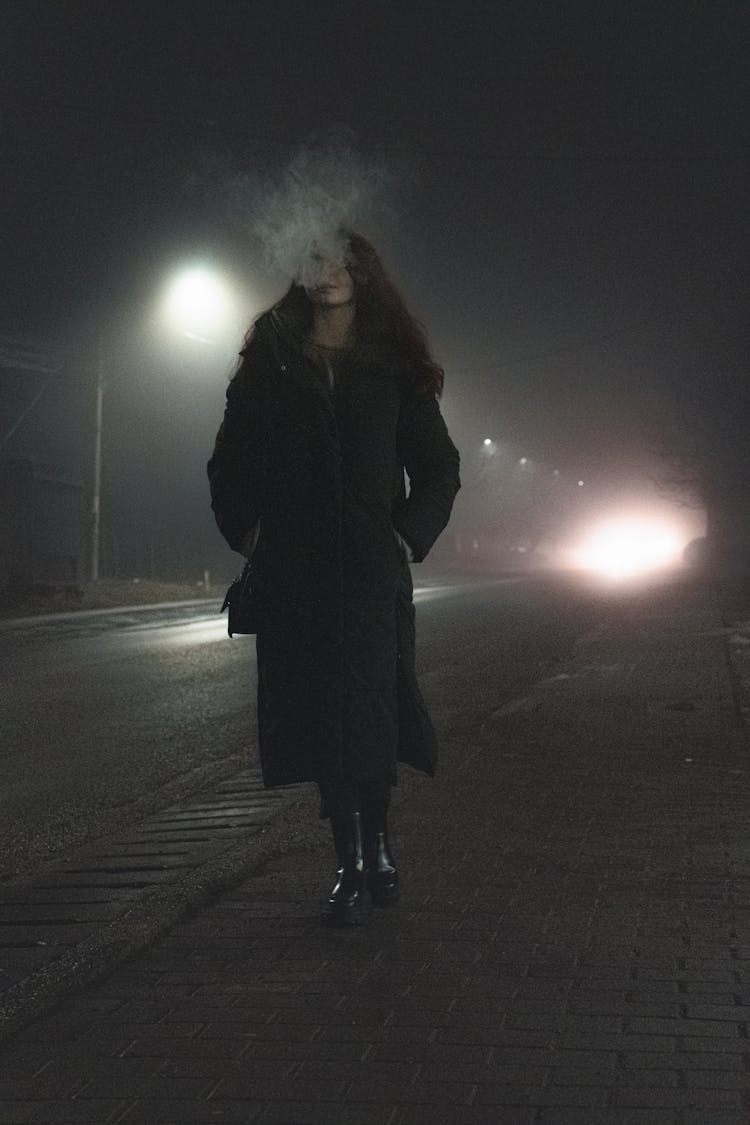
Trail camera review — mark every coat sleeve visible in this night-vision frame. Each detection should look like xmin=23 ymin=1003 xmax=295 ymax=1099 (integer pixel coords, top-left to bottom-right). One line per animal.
xmin=393 ymin=387 xmax=461 ymax=563
xmin=206 ymin=356 xmax=264 ymax=554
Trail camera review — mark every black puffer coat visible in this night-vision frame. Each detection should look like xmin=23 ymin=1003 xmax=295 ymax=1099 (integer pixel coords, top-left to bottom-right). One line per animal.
xmin=207 ymin=311 xmax=460 ymax=789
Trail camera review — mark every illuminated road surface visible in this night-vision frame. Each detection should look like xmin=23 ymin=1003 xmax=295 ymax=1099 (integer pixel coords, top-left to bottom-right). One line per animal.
xmin=0 ymin=575 xmax=604 ymax=883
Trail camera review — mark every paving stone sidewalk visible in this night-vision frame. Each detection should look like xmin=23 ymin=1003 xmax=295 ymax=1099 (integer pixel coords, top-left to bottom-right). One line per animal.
xmin=2 ymin=576 xmax=750 ymax=1124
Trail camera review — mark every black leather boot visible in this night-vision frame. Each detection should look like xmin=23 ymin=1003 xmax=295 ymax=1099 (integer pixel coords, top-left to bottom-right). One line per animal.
xmin=361 ymin=798 xmax=399 ymax=907
xmin=321 ymin=811 xmax=370 ymax=926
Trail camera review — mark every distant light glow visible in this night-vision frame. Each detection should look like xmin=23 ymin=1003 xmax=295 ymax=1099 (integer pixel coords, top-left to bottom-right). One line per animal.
xmin=519 ymin=456 xmax=528 ymax=465
xmin=483 ymin=437 xmax=493 ymax=446
xmin=571 ymin=517 xmax=682 ymax=580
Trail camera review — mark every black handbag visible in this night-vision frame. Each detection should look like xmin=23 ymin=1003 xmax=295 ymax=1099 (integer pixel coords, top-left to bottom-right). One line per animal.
xmin=220 ymin=558 xmax=261 ymax=636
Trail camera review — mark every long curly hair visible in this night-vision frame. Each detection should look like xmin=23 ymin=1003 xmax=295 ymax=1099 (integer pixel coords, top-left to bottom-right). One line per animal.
xmin=243 ymin=231 xmax=444 ymax=397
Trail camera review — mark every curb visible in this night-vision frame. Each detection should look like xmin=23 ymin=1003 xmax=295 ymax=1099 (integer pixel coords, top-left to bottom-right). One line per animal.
xmin=0 ymin=781 xmax=316 ymax=1046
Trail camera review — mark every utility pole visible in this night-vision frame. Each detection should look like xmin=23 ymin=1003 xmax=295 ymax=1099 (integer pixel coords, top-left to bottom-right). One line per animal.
xmin=90 ymin=336 xmax=105 ymax=583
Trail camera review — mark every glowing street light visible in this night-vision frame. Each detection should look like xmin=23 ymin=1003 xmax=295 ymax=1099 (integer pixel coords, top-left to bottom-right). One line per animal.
xmin=160 ymin=265 xmax=239 ymax=344
xmin=91 ymin=263 xmax=242 ymax=582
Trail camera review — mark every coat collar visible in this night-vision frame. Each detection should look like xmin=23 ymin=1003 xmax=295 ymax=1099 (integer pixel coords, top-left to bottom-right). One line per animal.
xmin=258 ymin=309 xmax=338 ymax=414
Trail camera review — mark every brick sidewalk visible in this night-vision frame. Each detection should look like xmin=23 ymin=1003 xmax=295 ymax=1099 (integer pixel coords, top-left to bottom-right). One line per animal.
xmin=1 ymin=577 xmax=749 ymax=1124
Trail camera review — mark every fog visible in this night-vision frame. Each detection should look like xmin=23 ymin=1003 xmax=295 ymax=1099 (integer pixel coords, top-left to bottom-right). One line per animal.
xmin=3 ymin=5 xmax=748 ymax=588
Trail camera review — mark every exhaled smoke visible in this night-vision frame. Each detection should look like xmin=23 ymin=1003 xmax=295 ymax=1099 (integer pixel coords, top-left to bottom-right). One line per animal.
xmin=230 ymin=137 xmax=392 ymax=290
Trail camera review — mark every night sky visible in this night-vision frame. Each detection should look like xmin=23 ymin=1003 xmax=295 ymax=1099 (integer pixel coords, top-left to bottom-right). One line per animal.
xmin=2 ymin=2 xmax=749 ymax=575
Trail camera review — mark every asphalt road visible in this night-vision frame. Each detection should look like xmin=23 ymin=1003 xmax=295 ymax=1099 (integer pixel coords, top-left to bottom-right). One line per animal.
xmin=0 ymin=573 xmax=611 ymax=885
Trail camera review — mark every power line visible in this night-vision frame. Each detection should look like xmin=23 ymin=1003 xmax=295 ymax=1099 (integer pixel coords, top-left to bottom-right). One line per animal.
xmin=0 ymin=335 xmax=64 ymax=377
xmin=0 ymin=380 xmax=51 ymax=452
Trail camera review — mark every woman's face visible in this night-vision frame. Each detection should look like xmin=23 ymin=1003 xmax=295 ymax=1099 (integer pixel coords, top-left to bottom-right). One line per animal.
xmin=305 ymin=258 xmax=354 ymax=307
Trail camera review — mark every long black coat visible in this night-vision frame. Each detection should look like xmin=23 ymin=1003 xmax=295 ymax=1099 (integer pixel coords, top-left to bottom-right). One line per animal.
xmin=207 ymin=311 xmax=460 ymax=789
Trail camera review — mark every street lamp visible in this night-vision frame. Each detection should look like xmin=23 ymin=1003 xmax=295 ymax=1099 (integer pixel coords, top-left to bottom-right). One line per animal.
xmin=90 ymin=263 xmax=240 ymax=582
xmin=160 ymin=264 xmax=240 ymax=345
xmin=90 ymin=335 xmax=105 ymax=582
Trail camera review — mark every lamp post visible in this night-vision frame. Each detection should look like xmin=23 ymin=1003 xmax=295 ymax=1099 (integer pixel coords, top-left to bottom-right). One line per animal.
xmin=89 ymin=263 xmax=242 ymax=583
xmin=90 ymin=335 xmax=105 ymax=582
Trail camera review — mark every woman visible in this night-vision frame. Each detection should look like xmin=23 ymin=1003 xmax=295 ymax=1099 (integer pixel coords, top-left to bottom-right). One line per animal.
xmin=207 ymin=231 xmax=460 ymax=926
